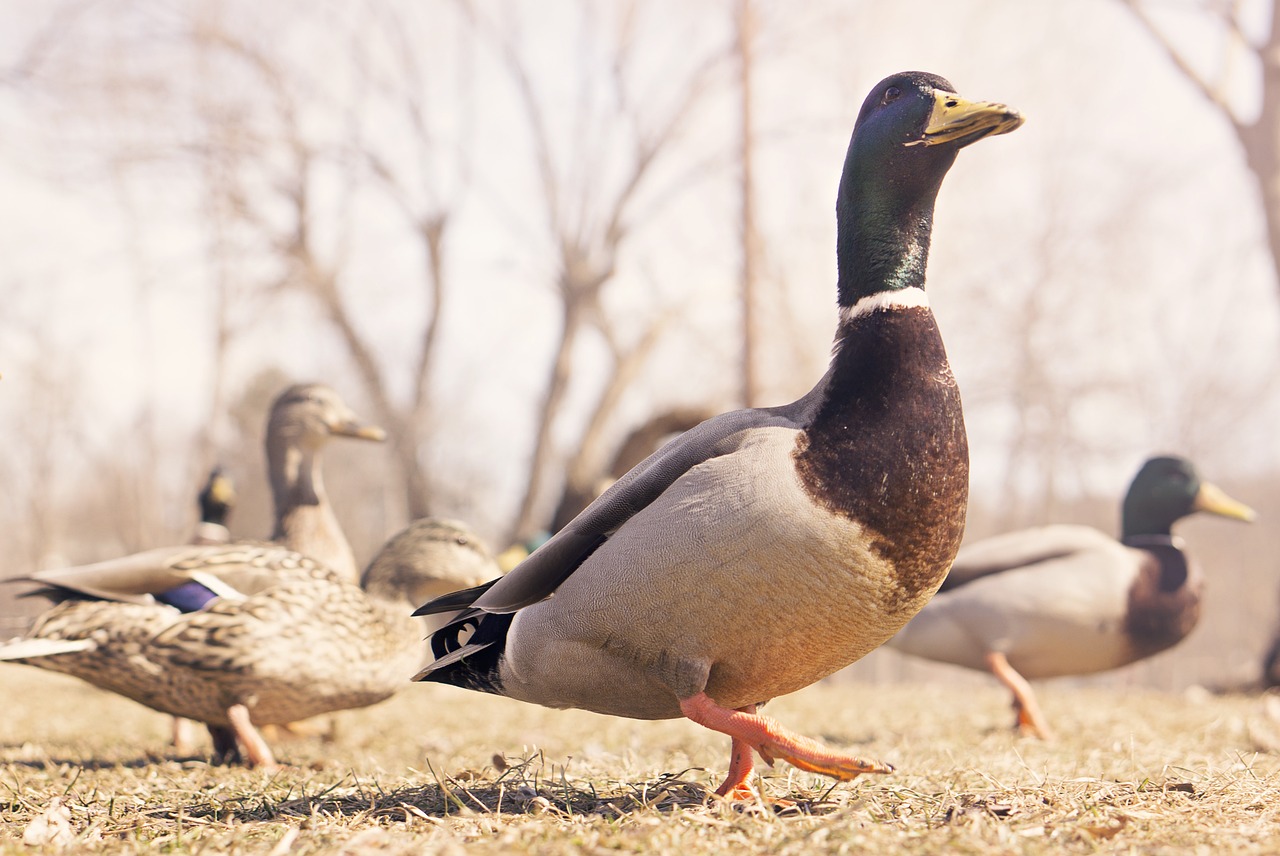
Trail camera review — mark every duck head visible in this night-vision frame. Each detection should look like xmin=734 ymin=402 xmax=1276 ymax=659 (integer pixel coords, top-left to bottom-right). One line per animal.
xmin=1121 ymin=455 xmax=1256 ymax=537
xmin=837 ymin=72 xmax=1023 ymax=306
xmin=197 ymin=466 xmax=236 ymax=527
xmin=362 ymin=518 xmax=501 ymax=605
xmin=268 ymin=383 xmax=387 ymax=451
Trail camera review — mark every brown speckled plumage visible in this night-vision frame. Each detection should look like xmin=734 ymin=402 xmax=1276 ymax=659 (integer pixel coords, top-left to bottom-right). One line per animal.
xmin=794 ymin=308 xmax=968 ymax=609
xmin=19 ymin=558 xmax=411 ymax=727
xmin=1 ymin=519 xmax=498 ymax=766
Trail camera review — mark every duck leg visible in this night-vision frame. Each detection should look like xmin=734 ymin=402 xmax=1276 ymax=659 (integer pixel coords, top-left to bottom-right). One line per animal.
xmin=716 ymin=705 xmax=759 ymax=797
xmin=172 ymin=717 xmax=198 ymax=756
xmin=984 ymin=651 xmax=1053 ymax=739
xmin=679 ymin=692 xmax=893 ymax=790
xmin=226 ymin=704 xmax=279 ymax=770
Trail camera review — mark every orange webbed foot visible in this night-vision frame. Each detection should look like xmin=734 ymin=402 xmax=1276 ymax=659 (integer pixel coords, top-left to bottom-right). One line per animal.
xmin=681 ymin=692 xmax=893 ymax=791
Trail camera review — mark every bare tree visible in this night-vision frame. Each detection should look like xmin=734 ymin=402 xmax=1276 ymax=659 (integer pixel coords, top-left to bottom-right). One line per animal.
xmin=180 ymin=3 xmax=477 ymax=521
xmin=964 ymin=190 xmax=1128 ymax=527
xmin=0 ymin=334 xmax=82 ymax=636
xmin=463 ymin=1 xmax=739 ymax=541
xmin=8 ymin=0 xmax=748 ymax=543
xmin=736 ymin=0 xmax=762 ymax=408
xmin=1119 ymin=0 xmax=1280 ymax=296
xmin=4 ymin=347 xmax=85 ymax=572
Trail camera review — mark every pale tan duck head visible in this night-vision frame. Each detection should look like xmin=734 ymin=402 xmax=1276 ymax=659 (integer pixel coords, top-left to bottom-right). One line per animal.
xmin=266 ymin=384 xmax=387 ymax=453
xmin=363 ymin=518 xmax=502 ymax=638
xmin=264 ymin=384 xmax=386 ymax=581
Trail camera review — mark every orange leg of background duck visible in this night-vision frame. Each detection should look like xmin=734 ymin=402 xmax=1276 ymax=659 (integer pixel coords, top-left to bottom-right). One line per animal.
xmin=984 ymin=651 xmax=1054 ymax=739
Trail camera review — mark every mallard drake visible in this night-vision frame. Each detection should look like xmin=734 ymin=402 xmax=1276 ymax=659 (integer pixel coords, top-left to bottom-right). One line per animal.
xmin=888 ymin=455 xmax=1255 ymax=738
xmin=190 ymin=467 xmax=236 ymax=546
xmin=414 ymin=72 xmax=1022 ymax=796
xmin=0 ymin=518 xmax=499 ymax=768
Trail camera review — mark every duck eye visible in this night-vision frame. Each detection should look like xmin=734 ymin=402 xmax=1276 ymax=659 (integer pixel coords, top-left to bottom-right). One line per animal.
xmin=882 ymin=86 xmax=901 ymax=105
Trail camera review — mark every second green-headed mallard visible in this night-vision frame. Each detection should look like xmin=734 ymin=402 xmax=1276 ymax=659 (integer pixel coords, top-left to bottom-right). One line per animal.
xmin=888 ymin=455 xmax=1255 ymax=738
xmin=0 ymin=518 xmax=499 ymax=768
xmin=413 ymin=72 xmax=1022 ymax=796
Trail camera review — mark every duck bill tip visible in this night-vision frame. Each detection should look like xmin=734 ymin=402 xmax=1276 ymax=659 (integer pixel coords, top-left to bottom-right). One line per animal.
xmin=1194 ymin=482 xmax=1256 ymax=523
xmin=336 ymin=424 xmax=388 ymax=442
xmin=906 ymin=91 xmax=1024 ymax=149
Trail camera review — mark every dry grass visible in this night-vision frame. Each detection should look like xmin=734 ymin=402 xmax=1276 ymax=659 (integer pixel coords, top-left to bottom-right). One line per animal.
xmin=4 ymin=668 xmax=1280 ymax=854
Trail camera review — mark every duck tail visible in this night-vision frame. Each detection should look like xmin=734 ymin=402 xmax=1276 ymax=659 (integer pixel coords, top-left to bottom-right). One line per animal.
xmin=0 ymin=637 xmax=95 ymax=661
xmin=414 ymin=609 xmax=512 ymax=695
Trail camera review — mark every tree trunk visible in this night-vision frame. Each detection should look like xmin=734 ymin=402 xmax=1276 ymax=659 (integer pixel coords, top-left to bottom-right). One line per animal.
xmin=1240 ymin=52 xmax=1280 ymax=294
xmin=737 ymin=0 xmax=761 ymax=407
xmin=1122 ymin=0 xmax=1280 ymax=298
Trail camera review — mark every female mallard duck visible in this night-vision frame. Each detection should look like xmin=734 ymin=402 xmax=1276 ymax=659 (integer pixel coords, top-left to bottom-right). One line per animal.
xmin=126 ymin=384 xmax=383 ymax=615
xmin=0 ymin=518 xmax=499 ymax=768
xmin=74 ymin=385 xmax=382 ymax=746
xmin=888 ymin=455 xmax=1255 ymax=739
xmin=414 ymin=72 xmax=1022 ymax=797
xmin=261 ymin=383 xmax=386 ymax=582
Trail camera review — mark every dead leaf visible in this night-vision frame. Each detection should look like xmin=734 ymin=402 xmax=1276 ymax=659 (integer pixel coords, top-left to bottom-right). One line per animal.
xmin=1080 ymin=815 xmax=1129 ymax=840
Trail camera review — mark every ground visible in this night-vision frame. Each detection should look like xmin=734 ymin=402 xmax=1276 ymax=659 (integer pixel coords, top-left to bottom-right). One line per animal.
xmin=2 ymin=668 xmax=1280 ymax=854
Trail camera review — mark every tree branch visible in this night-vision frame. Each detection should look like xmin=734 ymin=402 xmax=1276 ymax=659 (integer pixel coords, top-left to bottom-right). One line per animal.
xmin=1118 ymin=0 xmax=1246 ymax=135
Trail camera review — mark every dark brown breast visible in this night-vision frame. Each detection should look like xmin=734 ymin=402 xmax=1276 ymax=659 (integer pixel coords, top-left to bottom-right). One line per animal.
xmin=1123 ymin=537 xmax=1202 ymax=660
xmin=793 ymin=307 xmax=968 ymax=608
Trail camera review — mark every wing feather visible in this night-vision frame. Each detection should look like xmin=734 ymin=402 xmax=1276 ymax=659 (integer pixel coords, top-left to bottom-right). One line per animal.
xmin=419 ymin=406 xmax=805 ymax=617
xmin=940 ymin=525 xmax=1119 ymax=592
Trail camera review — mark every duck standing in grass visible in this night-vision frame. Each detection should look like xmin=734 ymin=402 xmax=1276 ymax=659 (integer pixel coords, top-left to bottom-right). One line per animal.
xmin=0 ymin=518 xmax=500 ymax=769
xmin=888 ymin=455 xmax=1255 ymax=739
xmin=415 ymin=72 xmax=1022 ymax=796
